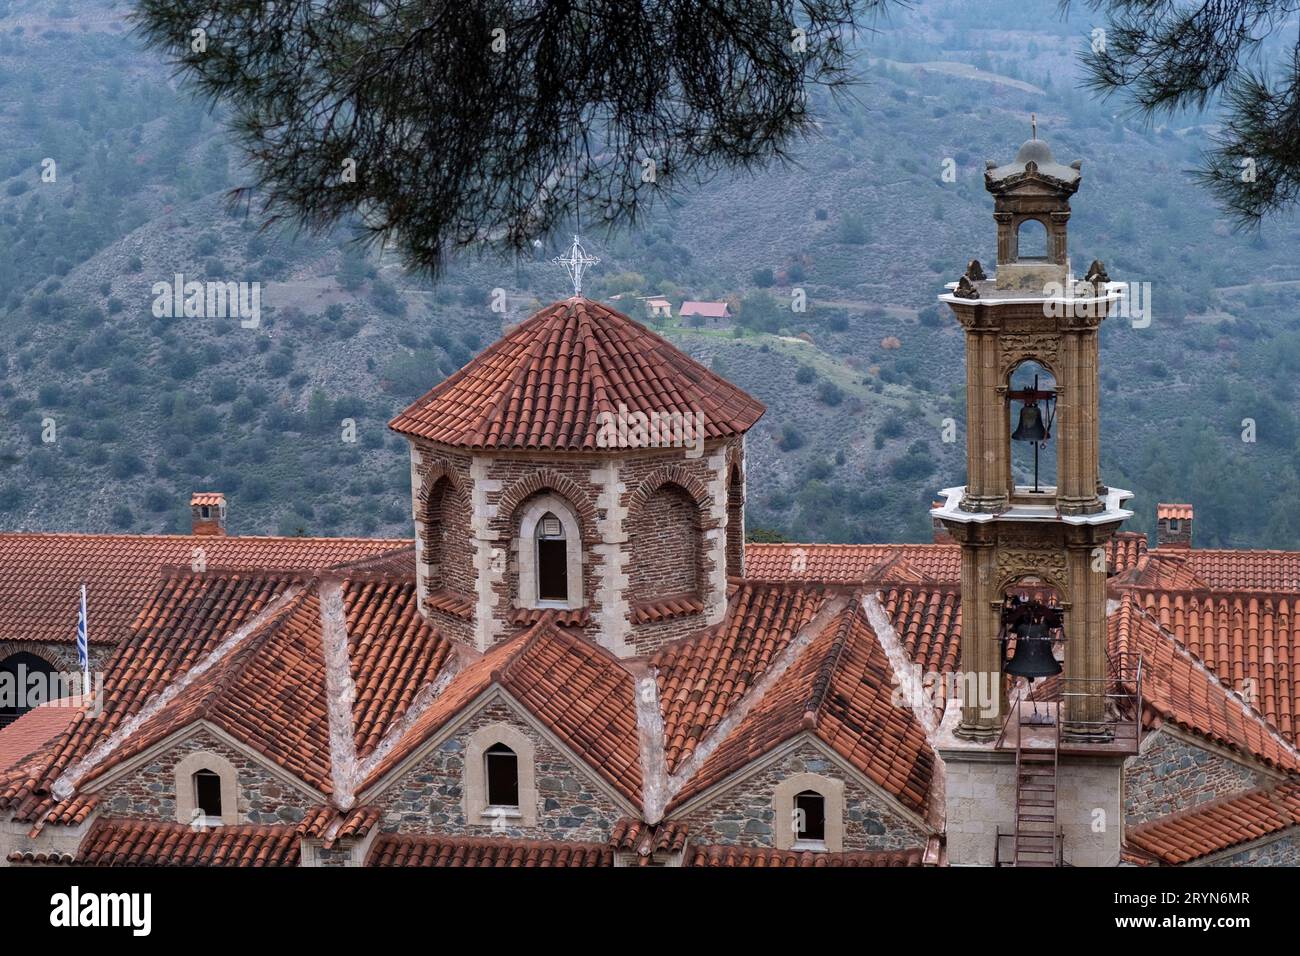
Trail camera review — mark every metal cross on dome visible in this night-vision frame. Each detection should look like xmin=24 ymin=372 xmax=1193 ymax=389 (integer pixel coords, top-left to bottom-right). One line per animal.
xmin=552 ymin=234 xmax=599 ymax=296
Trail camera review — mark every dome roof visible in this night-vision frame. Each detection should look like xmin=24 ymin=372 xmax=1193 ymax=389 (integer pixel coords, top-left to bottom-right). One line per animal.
xmin=1014 ymin=138 xmax=1056 ymax=166
xmin=389 ymin=297 xmax=765 ymax=450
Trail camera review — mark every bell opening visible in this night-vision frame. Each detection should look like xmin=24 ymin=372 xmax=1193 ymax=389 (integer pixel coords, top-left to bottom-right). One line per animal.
xmin=1007 ymin=361 xmax=1057 ymax=495
xmin=999 ymin=580 xmax=1065 ymax=724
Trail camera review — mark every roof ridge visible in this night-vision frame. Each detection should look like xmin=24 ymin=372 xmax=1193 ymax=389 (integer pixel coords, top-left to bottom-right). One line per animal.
xmin=802 ymin=602 xmax=860 ymax=727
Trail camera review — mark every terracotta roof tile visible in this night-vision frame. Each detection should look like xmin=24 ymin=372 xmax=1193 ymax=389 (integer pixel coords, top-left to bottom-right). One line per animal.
xmin=744 ymin=543 xmax=960 ymax=584
xmin=1111 ymin=596 xmax=1300 ymax=772
xmin=652 ymin=583 xmax=832 ymax=772
xmin=1186 ymin=549 xmax=1300 ymax=591
xmin=1157 ymin=503 xmax=1194 ymax=521
xmin=0 ymin=700 xmax=84 ymax=772
xmin=1126 ymin=785 xmax=1300 ymax=865
xmin=363 ymin=617 xmax=642 ymax=806
xmin=1134 ymin=588 xmax=1300 ymax=745
xmin=0 ymin=532 xmax=405 ymax=647
xmin=369 ymin=833 xmax=612 ymax=867
xmin=609 ymin=817 xmax=689 ymax=857
xmin=685 ymin=844 xmax=927 ymax=867
xmin=671 ymin=602 xmax=934 ymax=816
xmin=389 ymin=297 xmax=764 ymax=450
xmin=54 ymin=818 xmax=301 ymax=866
xmin=880 ymin=585 xmax=962 ymax=675
xmin=631 ymin=592 xmax=706 ymax=625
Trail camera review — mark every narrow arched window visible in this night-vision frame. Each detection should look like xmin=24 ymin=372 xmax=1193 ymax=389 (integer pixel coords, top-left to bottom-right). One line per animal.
xmin=194 ymin=769 xmax=223 ymax=822
xmin=535 ymin=512 xmax=568 ymax=603
xmin=485 ymin=743 xmax=519 ymax=808
xmin=794 ymin=790 xmax=826 ymax=842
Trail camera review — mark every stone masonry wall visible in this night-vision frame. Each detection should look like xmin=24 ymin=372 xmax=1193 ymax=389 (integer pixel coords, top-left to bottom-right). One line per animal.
xmin=677 ymin=741 xmax=930 ymax=851
xmin=97 ymin=729 xmax=317 ymax=825
xmin=374 ymin=699 xmax=625 ymax=843
xmin=1203 ymin=830 xmax=1300 ymax=867
xmin=1124 ymin=730 xmax=1263 ymax=826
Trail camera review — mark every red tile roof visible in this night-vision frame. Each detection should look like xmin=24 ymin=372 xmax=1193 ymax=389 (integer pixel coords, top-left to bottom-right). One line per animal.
xmin=54 ymin=818 xmax=300 ymax=866
xmin=369 ymin=833 xmax=612 ymax=867
xmin=685 ymin=844 xmax=928 ymax=867
xmin=744 ymin=543 xmax=960 ymax=584
xmin=0 ymin=571 xmax=456 ymax=822
xmin=679 ymin=301 xmax=730 ymax=318
xmin=1125 ymin=785 xmax=1300 ymax=865
xmin=0 ymin=532 xmax=405 ymax=646
xmin=1111 ymin=596 xmax=1300 ymax=772
xmin=0 ymin=700 xmax=83 ymax=772
xmin=609 ymin=817 xmax=689 ymax=858
xmin=1157 ymin=503 xmax=1194 ymax=521
xmin=671 ymin=601 xmax=934 ymax=817
xmin=363 ymin=616 xmax=642 ymax=806
xmin=1134 ymin=589 xmax=1300 ymax=745
xmin=1186 ymin=549 xmax=1300 ymax=591
xmin=389 ymin=297 xmax=765 ymax=450
xmin=191 ymin=492 xmax=225 ymax=508
xmin=653 ymin=583 xmax=833 ymax=772
xmin=879 ymin=585 xmax=963 ymax=675
xmin=744 ymin=536 xmax=1147 ymax=586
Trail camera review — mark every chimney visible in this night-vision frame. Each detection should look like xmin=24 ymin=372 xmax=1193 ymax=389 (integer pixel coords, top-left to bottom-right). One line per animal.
xmin=191 ymin=492 xmax=227 ymax=536
xmin=1155 ymin=503 xmax=1192 ymax=549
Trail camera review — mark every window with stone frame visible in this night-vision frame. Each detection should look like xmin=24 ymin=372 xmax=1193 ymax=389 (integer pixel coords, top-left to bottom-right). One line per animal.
xmin=515 ymin=494 xmax=584 ymax=610
xmin=485 ymin=742 xmax=520 ymax=807
xmin=794 ymin=790 xmax=826 ymax=844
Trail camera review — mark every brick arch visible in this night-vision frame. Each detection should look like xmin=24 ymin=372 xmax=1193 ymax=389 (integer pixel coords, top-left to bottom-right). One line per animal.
xmin=415 ymin=459 xmax=469 ymax=515
xmin=627 ymin=464 xmax=715 ymax=523
xmin=496 ymin=469 xmax=597 ymax=532
xmin=0 ymin=641 xmax=69 ymax=672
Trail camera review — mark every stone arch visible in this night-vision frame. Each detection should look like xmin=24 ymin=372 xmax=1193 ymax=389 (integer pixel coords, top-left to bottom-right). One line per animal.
xmin=496 ymin=469 xmax=597 ymax=536
xmin=0 ymin=649 xmax=63 ymax=725
xmin=774 ymin=772 xmax=845 ymax=851
xmin=628 ymin=480 xmax=706 ymax=602
xmin=515 ymin=492 xmax=585 ymax=609
xmin=1013 ymin=216 xmax=1049 ymax=260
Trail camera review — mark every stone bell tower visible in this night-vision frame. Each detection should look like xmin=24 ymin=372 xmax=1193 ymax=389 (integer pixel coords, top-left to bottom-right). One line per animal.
xmin=931 ymin=130 xmax=1137 ymax=867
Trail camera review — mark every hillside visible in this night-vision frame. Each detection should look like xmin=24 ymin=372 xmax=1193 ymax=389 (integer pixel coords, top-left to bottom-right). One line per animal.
xmin=1 ymin=0 xmax=1300 ymax=548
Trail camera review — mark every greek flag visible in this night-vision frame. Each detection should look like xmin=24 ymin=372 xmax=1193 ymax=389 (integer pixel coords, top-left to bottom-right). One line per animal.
xmin=76 ymin=584 xmax=88 ymax=673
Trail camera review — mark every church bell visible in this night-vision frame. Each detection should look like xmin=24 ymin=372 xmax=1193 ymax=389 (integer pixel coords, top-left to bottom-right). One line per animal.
xmin=1011 ymin=402 xmax=1048 ymax=443
xmin=1004 ymin=622 xmax=1063 ymax=679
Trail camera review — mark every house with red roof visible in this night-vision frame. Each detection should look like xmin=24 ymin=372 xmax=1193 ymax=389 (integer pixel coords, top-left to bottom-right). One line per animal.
xmin=0 ymin=136 xmax=1298 ymax=868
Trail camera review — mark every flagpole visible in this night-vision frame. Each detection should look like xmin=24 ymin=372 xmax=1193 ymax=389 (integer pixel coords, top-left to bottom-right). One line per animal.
xmin=79 ymin=583 xmax=89 ymax=700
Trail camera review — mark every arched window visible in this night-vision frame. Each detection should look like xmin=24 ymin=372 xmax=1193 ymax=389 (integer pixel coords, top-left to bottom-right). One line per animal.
xmin=485 ymin=743 xmax=520 ymax=808
xmin=726 ymin=465 xmax=744 ymax=578
xmin=794 ymin=790 xmax=826 ymax=843
xmin=0 ymin=652 xmax=58 ymax=726
xmin=516 ymin=494 xmax=583 ymax=609
xmin=535 ymin=513 xmax=568 ymax=603
xmin=193 ymin=769 xmax=223 ymax=823
xmin=775 ymin=773 xmax=845 ymax=851
xmin=1016 ymin=218 xmax=1048 ymax=260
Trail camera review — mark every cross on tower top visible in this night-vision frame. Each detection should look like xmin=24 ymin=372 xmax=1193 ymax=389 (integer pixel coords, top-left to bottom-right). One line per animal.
xmin=552 ymin=234 xmax=600 ymax=297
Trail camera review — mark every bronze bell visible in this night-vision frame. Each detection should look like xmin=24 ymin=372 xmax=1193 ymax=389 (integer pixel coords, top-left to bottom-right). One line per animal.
xmin=1011 ymin=402 xmax=1048 ymax=443
xmin=1004 ymin=622 xmax=1062 ymax=679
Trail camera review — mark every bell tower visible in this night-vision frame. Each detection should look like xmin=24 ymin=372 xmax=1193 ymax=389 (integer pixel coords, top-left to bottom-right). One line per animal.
xmin=932 ymin=129 xmax=1139 ymax=867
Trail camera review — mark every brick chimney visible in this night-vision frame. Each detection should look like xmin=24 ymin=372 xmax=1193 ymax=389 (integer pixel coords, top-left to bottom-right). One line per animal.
xmin=1156 ymin=503 xmax=1192 ymax=549
xmin=191 ymin=492 xmax=227 ymax=536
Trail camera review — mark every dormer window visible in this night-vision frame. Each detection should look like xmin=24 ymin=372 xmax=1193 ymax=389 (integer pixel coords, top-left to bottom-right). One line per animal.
xmin=485 ymin=743 xmax=520 ymax=808
xmin=193 ymin=769 xmax=223 ymax=826
xmin=536 ymin=513 xmax=568 ymax=603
